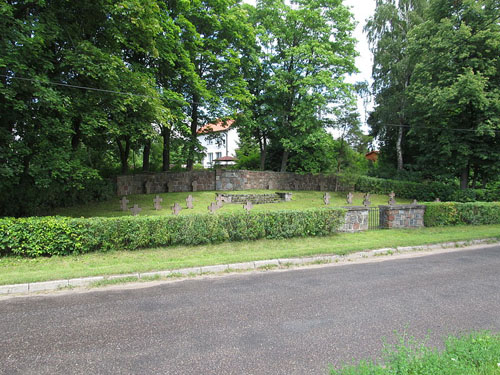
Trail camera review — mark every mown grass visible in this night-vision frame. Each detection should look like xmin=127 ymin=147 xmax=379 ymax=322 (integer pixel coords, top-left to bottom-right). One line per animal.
xmin=1 ymin=224 xmax=498 ymax=285
xmin=330 ymin=331 xmax=500 ymax=375
xmin=50 ymin=190 xmax=411 ymax=218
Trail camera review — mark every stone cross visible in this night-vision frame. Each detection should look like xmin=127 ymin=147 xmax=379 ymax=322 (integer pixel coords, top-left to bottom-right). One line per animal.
xmin=363 ymin=193 xmax=371 ymax=207
xmin=145 ymin=181 xmax=153 ymax=194
xmin=412 ymin=199 xmax=418 ymax=205
xmin=434 ymin=198 xmax=441 ymax=202
xmin=192 ymin=180 xmax=198 ymax=192
xmin=172 ymin=203 xmax=182 ymax=215
xmin=130 ymin=204 xmax=142 ymax=216
xmin=120 ymin=196 xmax=129 ymax=211
xmin=216 ymin=194 xmax=224 ymax=208
xmin=186 ymin=195 xmax=194 ymax=209
xmin=323 ymin=192 xmax=330 ymax=205
xmin=284 ymin=192 xmax=292 ymax=202
xmin=346 ymin=192 xmax=353 ymax=205
xmin=153 ymin=195 xmax=163 ymax=210
xmin=243 ymin=201 xmax=253 ymax=212
xmin=167 ymin=181 xmax=175 ymax=193
xmin=208 ymin=202 xmax=219 ymax=214
xmin=388 ymin=191 xmax=396 ymax=206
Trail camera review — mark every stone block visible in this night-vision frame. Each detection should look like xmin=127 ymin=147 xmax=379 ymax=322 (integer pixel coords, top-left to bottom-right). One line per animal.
xmin=0 ymin=283 xmax=29 ymax=295
xmin=29 ymin=280 xmax=69 ymax=292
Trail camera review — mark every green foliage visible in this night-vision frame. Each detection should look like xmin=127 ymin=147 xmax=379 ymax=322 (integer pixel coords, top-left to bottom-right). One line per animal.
xmin=355 ymin=176 xmax=500 ymax=203
xmin=0 ymin=208 xmax=345 ymax=257
xmin=424 ymin=202 xmax=500 ymax=227
xmin=330 ymin=331 xmax=500 ymax=375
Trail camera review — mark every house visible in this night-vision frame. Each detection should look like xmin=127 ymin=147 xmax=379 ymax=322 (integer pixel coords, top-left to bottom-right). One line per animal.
xmin=365 ymin=151 xmax=379 ymax=162
xmin=197 ymin=119 xmax=239 ymax=168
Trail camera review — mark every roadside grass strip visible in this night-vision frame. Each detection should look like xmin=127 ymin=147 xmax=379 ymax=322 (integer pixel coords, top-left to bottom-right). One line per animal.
xmin=329 ymin=331 xmax=500 ymax=375
xmin=0 ymin=224 xmax=500 ymax=294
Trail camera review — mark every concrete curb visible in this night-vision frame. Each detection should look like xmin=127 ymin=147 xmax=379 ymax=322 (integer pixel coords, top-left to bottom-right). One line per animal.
xmin=1 ymin=238 xmax=499 ymax=296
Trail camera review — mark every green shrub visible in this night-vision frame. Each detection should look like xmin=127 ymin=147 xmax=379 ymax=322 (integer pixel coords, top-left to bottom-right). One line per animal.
xmin=424 ymin=202 xmax=500 ymax=227
xmin=329 ymin=332 xmax=500 ymax=375
xmin=354 ymin=176 xmax=500 ymax=203
xmin=0 ymin=208 xmax=345 ymax=258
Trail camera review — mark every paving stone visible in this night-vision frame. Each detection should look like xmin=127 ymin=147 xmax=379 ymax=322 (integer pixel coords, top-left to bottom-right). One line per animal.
xmin=68 ymin=277 xmax=105 ymax=287
xmin=200 ymin=265 xmax=229 ymax=273
xmin=29 ymin=280 xmax=69 ymax=292
xmin=254 ymin=259 xmax=280 ymax=268
xmin=0 ymin=283 xmax=29 ymax=295
xmin=139 ymin=270 xmax=172 ymax=279
xmin=227 ymin=262 xmax=256 ymax=270
xmin=107 ymin=273 xmax=140 ymax=280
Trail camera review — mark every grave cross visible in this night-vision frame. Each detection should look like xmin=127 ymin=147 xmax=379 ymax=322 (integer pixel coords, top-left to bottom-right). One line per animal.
xmin=243 ymin=201 xmax=253 ymax=212
xmin=153 ymin=195 xmax=163 ymax=210
xmin=215 ymin=194 xmax=224 ymax=208
xmin=412 ymin=199 xmax=418 ymax=205
xmin=434 ymin=198 xmax=441 ymax=202
xmin=323 ymin=192 xmax=330 ymax=205
xmin=346 ymin=192 xmax=353 ymax=205
xmin=172 ymin=203 xmax=182 ymax=216
xmin=120 ymin=196 xmax=130 ymax=211
xmin=208 ymin=202 xmax=219 ymax=214
xmin=186 ymin=195 xmax=194 ymax=209
xmin=130 ymin=204 xmax=142 ymax=216
xmin=363 ymin=193 xmax=371 ymax=207
xmin=388 ymin=191 xmax=396 ymax=206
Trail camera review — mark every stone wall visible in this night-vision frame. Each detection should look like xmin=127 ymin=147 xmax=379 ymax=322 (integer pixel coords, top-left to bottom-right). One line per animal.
xmin=216 ymin=192 xmax=292 ymax=204
xmin=379 ymin=204 xmax=426 ymax=229
xmin=340 ymin=207 xmax=369 ymax=232
xmin=117 ymin=169 xmax=351 ymax=196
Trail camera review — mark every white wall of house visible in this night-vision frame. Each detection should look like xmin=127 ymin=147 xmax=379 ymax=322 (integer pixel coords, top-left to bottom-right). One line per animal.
xmin=199 ymin=128 xmax=239 ymax=168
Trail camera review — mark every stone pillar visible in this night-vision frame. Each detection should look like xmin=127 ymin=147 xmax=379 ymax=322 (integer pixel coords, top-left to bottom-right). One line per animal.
xmin=379 ymin=204 xmax=426 ymax=229
xmin=340 ymin=207 xmax=369 ymax=232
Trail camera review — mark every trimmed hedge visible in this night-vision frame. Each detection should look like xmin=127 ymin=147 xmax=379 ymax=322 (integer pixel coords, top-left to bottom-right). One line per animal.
xmin=354 ymin=176 xmax=500 ymax=202
xmin=424 ymin=202 xmax=500 ymax=226
xmin=0 ymin=208 xmax=345 ymax=257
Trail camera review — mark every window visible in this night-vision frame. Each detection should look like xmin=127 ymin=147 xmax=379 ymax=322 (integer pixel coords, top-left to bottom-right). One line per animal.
xmin=208 ymin=153 xmax=213 ymax=165
xmin=216 ymin=152 xmax=222 ymax=160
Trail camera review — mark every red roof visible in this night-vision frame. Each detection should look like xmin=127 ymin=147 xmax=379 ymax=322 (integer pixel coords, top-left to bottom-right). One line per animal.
xmin=214 ymin=156 xmax=237 ymax=161
xmin=197 ymin=119 xmax=234 ymax=135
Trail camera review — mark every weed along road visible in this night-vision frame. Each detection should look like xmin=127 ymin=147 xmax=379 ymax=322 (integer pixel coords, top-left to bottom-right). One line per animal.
xmin=1 ymin=245 xmax=500 ymax=375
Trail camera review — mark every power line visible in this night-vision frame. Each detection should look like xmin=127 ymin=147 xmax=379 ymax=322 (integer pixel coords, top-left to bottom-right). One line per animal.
xmin=372 ymin=123 xmax=500 ymax=134
xmin=0 ymin=74 xmax=198 ymax=106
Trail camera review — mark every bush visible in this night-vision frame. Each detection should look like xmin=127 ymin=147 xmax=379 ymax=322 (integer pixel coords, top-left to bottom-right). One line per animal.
xmin=424 ymin=202 xmax=500 ymax=227
xmin=354 ymin=176 xmax=500 ymax=203
xmin=0 ymin=208 xmax=345 ymax=258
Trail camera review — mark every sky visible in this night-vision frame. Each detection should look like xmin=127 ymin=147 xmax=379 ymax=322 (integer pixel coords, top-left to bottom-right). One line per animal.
xmin=343 ymin=0 xmax=377 ymax=128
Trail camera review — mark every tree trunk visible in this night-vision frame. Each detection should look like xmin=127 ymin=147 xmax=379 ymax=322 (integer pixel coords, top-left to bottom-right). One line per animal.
xmin=460 ymin=165 xmax=469 ymax=190
xmin=142 ymin=139 xmax=151 ymax=172
xmin=162 ymin=127 xmax=171 ymax=172
xmin=259 ymin=134 xmax=267 ymax=171
xmin=396 ymin=124 xmax=403 ymax=170
xmin=280 ymin=150 xmax=289 ymax=172
xmin=186 ymin=96 xmax=199 ymax=171
xmin=71 ymin=117 xmax=82 ymax=151
xmin=117 ymin=137 xmax=130 ymax=174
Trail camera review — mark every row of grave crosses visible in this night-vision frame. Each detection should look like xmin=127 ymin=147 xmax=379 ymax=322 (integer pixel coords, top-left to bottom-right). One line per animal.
xmin=322 ymin=191 xmax=401 ymax=207
xmin=120 ymin=195 xmax=195 ymax=216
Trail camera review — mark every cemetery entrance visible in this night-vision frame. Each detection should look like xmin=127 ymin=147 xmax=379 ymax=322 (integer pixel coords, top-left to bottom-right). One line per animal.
xmin=368 ymin=207 xmax=381 ymax=230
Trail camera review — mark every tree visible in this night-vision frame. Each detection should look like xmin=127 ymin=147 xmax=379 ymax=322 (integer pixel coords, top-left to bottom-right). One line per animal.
xmin=365 ymin=0 xmax=428 ymax=171
xmin=407 ymin=0 xmax=500 ymax=189
xmin=253 ymin=0 xmax=357 ymax=172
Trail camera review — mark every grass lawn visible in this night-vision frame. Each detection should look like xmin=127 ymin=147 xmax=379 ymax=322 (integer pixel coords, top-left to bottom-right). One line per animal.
xmin=1 ymin=224 xmax=499 ymax=286
xmin=50 ymin=190 xmax=412 ymax=217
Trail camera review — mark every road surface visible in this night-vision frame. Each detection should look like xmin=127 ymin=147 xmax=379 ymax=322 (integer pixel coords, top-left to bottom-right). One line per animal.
xmin=1 ymin=245 xmax=500 ymax=374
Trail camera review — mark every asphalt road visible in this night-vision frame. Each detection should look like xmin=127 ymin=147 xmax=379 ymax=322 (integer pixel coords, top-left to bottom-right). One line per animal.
xmin=1 ymin=245 xmax=500 ymax=375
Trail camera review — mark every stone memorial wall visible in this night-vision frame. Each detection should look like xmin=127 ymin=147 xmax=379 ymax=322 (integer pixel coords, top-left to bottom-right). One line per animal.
xmin=116 ymin=169 xmax=351 ymax=196
xmin=379 ymin=204 xmax=426 ymax=229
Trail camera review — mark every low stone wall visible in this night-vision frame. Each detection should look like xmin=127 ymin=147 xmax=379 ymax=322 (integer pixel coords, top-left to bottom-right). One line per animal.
xmin=340 ymin=207 xmax=369 ymax=232
xmin=379 ymin=204 xmax=426 ymax=229
xmin=216 ymin=192 xmax=292 ymax=204
xmin=117 ymin=169 xmax=351 ymax=196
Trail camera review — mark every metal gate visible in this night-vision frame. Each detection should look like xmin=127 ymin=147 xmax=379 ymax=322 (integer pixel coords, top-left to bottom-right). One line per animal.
xmin=368 ymin=207 xmax=380 ymax=230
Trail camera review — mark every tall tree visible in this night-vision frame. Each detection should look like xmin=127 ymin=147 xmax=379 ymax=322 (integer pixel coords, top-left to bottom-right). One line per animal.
xmin=254 ymin=0 xmax=357 ymax=172
xmin=407 ymin=0 xmax=500 ymax=189
xmin=365 ymin=0 xmax=427 ymax=171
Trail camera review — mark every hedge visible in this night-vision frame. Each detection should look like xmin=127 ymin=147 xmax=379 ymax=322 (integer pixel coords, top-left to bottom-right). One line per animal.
xmin=424 ymin=202 xmax=500 ymax=226
xmin=354 ymin=176 xmax=500 ymax=202
xmin=0 ymin=208 xmax=345 ymax=258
